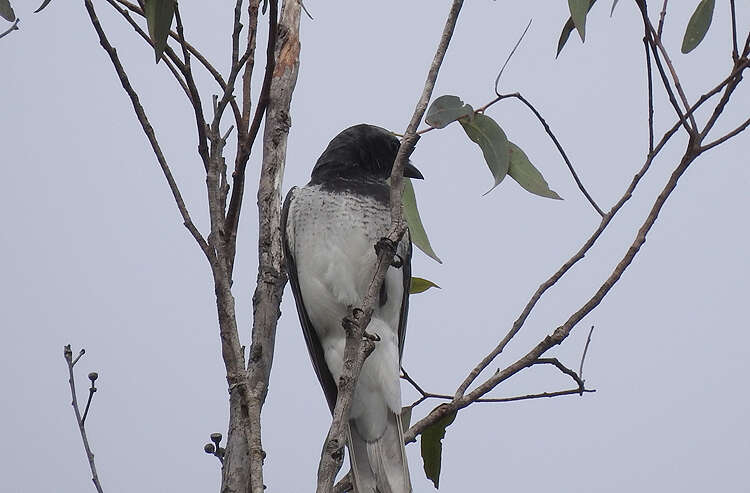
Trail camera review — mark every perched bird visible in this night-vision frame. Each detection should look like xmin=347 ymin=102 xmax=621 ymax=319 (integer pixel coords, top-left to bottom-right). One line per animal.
xmin=282 ymin=124 xmax=422 ymax=493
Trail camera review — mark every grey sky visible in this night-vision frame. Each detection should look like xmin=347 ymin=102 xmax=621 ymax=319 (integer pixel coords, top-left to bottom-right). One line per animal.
xmin=2 ymin=1 xmax=748 ymax=492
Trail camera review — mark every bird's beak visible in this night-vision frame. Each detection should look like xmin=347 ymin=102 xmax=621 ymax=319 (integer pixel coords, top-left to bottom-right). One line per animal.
xmin=404 ymin=161 xmax=424 ymax=179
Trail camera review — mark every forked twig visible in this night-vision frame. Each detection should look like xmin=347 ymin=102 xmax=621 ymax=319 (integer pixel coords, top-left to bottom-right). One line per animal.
xmin=64 ymin=345 xmax=104 ymax=493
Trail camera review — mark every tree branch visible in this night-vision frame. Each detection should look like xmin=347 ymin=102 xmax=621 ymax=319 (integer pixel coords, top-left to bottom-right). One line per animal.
xmin=243 ymin=1 xmax=300 ymax=492
xmin=224 ymin=0 xmax=279 ymax=280
xmin=315 ymin=1 xmax=465 ymax=491
xmin=0 ymin=18 xmax=20 ymax=40
xmin=83 ymin=0 xmax=211 ymax=260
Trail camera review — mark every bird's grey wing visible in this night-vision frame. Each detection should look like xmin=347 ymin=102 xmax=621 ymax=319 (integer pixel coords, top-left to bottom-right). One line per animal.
xmin=398 ymin=232 xmax=412 ymax=361
xmin=281 ymin=187 xmax=338 ymax=412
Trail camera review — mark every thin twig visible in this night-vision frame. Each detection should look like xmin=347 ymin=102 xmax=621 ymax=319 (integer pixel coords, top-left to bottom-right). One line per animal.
xmin=636 ymin=3 xmax=695 ymax=135
xmin=700 ymin=116 xmax=750 ymax=152
xmin=0 ymin=18 xmax=20 ymax=40
xmin=64 ymin=345 xmax=104 ymax=493
xmin=83 ymin=0 xmax=212 ymax=261
xmin=493 ymin=19 xmax=532 ymax=95
xmin=224 ymin=0 xmax=279 ymax=279
xmin=174 ymin=5 xmax=210 ymax=170
xmin=579 ymin=325 xmax=594 ymax=381
xmin=109 ymin=0 xmax=241 ymax=122
xmin=534 ymin=358 xmax=585 ymax=391
xmin=643 ymin=13 xmax=698 ymax=131
xmin=656 ymin=0 xmax=668 ymax=39
xmin=645 ymin=36 xmax=655 ymax=154
xmin=730 ymin=0 xmax=738 ymax=61
xmin=501 ymin=92 xmax=604 ymax=217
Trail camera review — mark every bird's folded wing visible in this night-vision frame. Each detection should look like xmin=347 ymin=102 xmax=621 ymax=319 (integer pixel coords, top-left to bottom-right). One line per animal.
xmin=281 ymin=187 xmax=339 ymax=412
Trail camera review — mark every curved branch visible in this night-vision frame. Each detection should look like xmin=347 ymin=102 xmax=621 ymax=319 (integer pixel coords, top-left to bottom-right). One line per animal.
xmin=315 ymin=2 xmax=465 ymax=491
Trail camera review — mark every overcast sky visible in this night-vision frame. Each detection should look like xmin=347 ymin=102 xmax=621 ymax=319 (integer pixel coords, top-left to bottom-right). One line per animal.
xmin=2 ymin=1 xmax=749 ymax=492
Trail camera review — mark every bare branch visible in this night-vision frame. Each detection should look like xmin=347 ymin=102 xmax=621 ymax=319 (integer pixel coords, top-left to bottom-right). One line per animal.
xmin=316 ymin=1 xmax=465 ymax=491
xmin=533 ymin=358 xmax=585 ymax=391
xmin=700 ymin=116 xmax=750 ymax=152
xmin=244 ymin=1 xmax=300 ymax=491
xmin=64 ymin=345 xmax=104 ymax=493
xmin=83 ymin=0 xmax=212 ymax=260
xmin=224 ymin=0 xmax=279 ymax=279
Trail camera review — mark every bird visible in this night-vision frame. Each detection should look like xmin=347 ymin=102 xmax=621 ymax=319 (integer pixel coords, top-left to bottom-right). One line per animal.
xmin=281 ymin=124 xmax=423 ymax=493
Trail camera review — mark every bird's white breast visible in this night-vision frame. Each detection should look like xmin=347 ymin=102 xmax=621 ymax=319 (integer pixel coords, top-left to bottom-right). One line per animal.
xmin=286 ymin=185 xmax=407 ymax=439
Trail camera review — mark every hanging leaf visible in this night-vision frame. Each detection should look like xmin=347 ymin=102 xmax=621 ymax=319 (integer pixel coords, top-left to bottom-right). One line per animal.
xmin=508 ymin=142 xmax=562 ymax=200
xmin=403 ymin=178 xmax=442 ymax=264
xmin=145 ymin=0 xmax=176 ymax=63
xmin=400 ymin=405 xmax=413 ymax=431
xmin=410 ymin=277 xmax=441 ymax=295
xmin=568 ymin=0 xmax=590 ymax=42
xmin=681 ymin=0 xmax=715 ymax=54
xmin=0 ymin=0 xmax=15 ymax=21
xmin=610 ymin=0 xmax=619 ymax=17
xmin=459 ymin=113 xmax=509 ymax=195
xmin=556 ymin=0 xmax=597 ymax=57
xmin=420 ymin=410 xmax=457 ymax=489
xmin=425 ymin=95 xmax=474 ymax=129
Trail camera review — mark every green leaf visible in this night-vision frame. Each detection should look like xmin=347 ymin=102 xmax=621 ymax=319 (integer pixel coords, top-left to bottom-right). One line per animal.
xmin=508 ymin=142 xmax=562 ymax=200
xmin=610 ymin=0 xmax=619 ymax=17
xmin=459 ymin=113 xmax=509 ymax=195
xmin=556 ymin=0 xmax=597 ymax=57
xmin=420 ymin=410 xmax=457 ymax=489
xmin=410 ymin=277 xmax=441 ymax=295
xmin=681 ymin=0 xmax=715 ymax=54
xmin=568 ymin=0 xmax=589 ymax=42
xmin=403 ymin=178 xmax=442 ymax=264
xmin=0 ymin=0 xmax=15 ymax=22
xmin=145 ymin=0 xmax=176 ymax=63
xmin=400 ymin=406 xmax=413 ymax=431
xmin=425 ymin=95 xmax=474 ymax=129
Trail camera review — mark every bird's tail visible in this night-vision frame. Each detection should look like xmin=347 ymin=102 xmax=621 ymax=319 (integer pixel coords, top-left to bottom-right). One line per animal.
xmin=347 ymin=411 xmax=411 ymax=493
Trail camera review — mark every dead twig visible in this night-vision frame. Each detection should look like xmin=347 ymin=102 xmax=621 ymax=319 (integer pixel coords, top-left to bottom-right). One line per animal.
xmin=64 ymin=345 xmax=104 ymax=493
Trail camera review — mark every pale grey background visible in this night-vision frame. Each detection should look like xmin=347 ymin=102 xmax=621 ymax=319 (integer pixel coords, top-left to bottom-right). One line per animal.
xmin=2 ymin=2 xmax=748 ymax=492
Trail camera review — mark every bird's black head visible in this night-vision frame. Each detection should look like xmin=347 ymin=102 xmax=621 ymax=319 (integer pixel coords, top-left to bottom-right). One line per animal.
xmin=310 ymin=124 xmax=423 ymax=186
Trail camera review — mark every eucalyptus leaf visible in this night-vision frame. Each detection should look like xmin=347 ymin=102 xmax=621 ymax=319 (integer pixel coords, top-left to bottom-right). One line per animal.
xmin=410 ymin=277 xmax=441 ymax=295
xmin=420 ymin=410 xmax=457 ymax=489
xmin=508 ymin=142 xmax=562 ymax=200
xmin=568 ymin=0 xmax=589 ymax=42
xmin=459 ymin=113 xmax=509 ymax=195
xmin=145 ymin=0 xmax=176 ymax=63
xmin=425 ymin=95 xmax=474 ymax=129
xmin=0 ymin=0 xmax=15 ymax=22
xmin=556 ymin=0 xmax=597 ymax=57
xmin=403 ymin=178 xmax=442 ymax=264
xmin=681 ymin=0 xmax=715 ymax=54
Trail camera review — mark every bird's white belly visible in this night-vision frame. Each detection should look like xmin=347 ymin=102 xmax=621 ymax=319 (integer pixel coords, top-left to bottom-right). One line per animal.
xmin=290 ymin=186 xmax=405 ymax=439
